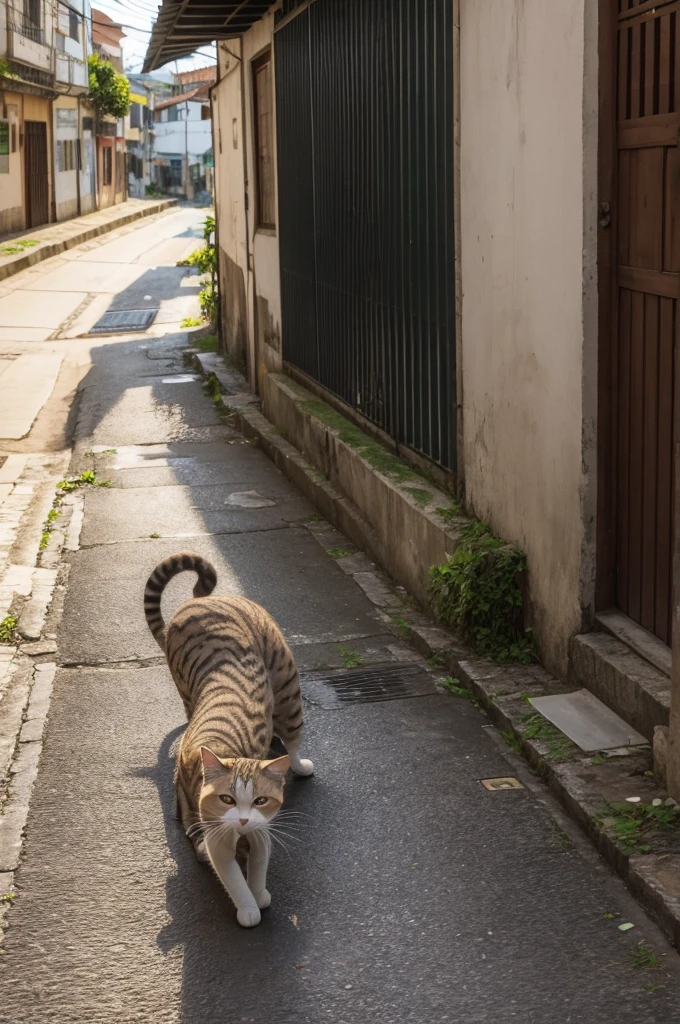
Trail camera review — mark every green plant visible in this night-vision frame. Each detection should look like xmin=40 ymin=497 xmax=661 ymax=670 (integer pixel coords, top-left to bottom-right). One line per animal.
xmin=633 ymin=943 xmax=660 ymax=969
xmin=436 ymin=502 xmax=463 ymax=522
xmin=199 ymin=280 xmax=218 ymax=323
xmin=181 ymin=317 xmax=203 ymax=328
xmin=428 ymin=519 xmax=533 ymax=663
xmin=57 ymin=470 xmax=110 ymax=491
xmin=521 ymin=712 xmax=578 ymax=762
xmin=427 ymin=651 xmax=448 ymax=669
xmin=440 ymin=677 xmax=470 ymax=699
xmin=598 ymin=802 xmax=680 ymax=855
xmin=0 ymin=615 xmax=18 ymax=644
xmin=0 ymin=238 xmax=39 ymax=257
xmin=145 ymin=183 xmax=162 ymax=197
xmin=0 ymin=892 xmax=16 ymax=902
xmin=150 ymin=532 xmax=161 ymax=539
xmin=193 ymin=335 xmax=218 ymax=353
xmin=325 ymin=547 xmax=351 ymax=559
xmin=40 ymin=508 xmax=62 ymax=550
xmin=403 ymin=487 xmax=433 ymax=507
xmin=392 ymin=616 xmax=410 ymax=640
xmin=88 ymin=53 xmax=131 ymax=119
xmin=338 ymin=645 xmax=363 ymax=669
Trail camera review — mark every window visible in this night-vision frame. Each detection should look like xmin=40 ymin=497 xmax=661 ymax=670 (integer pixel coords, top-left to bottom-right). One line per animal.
xmin=252 ymin=50 xmax=275 ymax=229
xmin=57 ymin=139 xmax=75 ymax=172
xmin=167 ymin=105 xmax=179 ymax=123
xmin=69 ymin=8 xmax=79 ymax=41
xmin=24 ymin=0 xmax=41 ymax=30
xmin=130 ymin=104 xmax=141 ymax=129
xmin=102 ymin=146 xmax=112 ymax=186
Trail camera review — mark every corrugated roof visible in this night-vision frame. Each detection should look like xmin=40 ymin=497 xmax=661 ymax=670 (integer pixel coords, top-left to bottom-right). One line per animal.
xmin=143 ymin=0 xmax=273 ymax=73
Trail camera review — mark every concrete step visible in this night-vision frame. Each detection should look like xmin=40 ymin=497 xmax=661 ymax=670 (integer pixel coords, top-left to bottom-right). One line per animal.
xmin=568 ymin=629 xmax=670 ymax=743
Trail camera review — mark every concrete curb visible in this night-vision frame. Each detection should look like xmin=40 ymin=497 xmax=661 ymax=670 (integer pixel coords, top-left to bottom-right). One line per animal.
xmin=189 ymin=349 xmax=680 ymax=951
xmin=0 ymin=199 xmax=178 ymax=283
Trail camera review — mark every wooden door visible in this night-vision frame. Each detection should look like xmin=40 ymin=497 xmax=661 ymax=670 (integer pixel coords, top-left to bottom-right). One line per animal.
xmin=24 ymin=121 xmax=49 ymax=228
xmin=608 ymin=0 xmax=679 ymax=645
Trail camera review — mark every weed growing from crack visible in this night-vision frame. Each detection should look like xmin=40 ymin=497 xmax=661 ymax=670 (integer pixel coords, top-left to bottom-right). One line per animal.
xmin=0 ymin=615 xmax=18 ymax=644
xmin=427 ymin=651 xmax=448 ymax=669
xmin=551 ymin=823 xmax=573 ymax=851
xmin=521 ymin=712 xmax=579 ymax=762
xmin=193 ymin=335 xmax=218 ymax=353
xmin=150 ymin=532 xmax=161 ymax=539
xmin=435 ymin=502 xmax=463 ymax=522
xmin=633 ymin=942 xmax=660 ymax=969
xmin=429 ymin=519 xmax=533 ymax=664
xmin=181 ymin=317 xmax=203 ymax=328
xmin=440 ymin=677 xmax=470 ymax=699
xmin=392 ymin=616 xmax=410 ymax=640
xmin=40 ymin=507 xmax=62 ymax=550
xmin=325 ymin=547 xmax=351 ymax=559
xmin=597 ymin=802 xmax=680 ymax=855
xmin=337 ymin=645 xmax=363 ymax=669
xmin=57 ymin=470 xmax=110 ymax=491
xmin=83 ymin=448 xmax=116 ymax=458
xmin=303 ymin=513 xmax=324 ymax=525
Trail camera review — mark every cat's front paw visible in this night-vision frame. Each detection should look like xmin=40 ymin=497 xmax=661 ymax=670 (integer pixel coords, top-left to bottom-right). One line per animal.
xmin=237 ymin=905 xmax=262 ymax=928
xmin=251 ymin=888 xmax=271 ymax=909
xmin=292 ymin=757 xmax=314 ymax=777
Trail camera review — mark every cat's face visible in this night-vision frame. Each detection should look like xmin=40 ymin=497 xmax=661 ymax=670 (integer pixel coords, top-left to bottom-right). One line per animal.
xmin=199 ymin=747 xmax=289 ymax=836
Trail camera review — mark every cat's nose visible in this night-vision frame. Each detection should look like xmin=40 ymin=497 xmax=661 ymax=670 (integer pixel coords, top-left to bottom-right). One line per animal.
xmin=239 ymin=817 xmax=249 ymax=826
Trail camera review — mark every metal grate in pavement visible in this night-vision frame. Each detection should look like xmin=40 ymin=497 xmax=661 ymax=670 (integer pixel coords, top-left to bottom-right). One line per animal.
xmin=88 ymin=309 xmax=158 ymax=335
xmin=301 ymin=663 xmax=437 ymax=709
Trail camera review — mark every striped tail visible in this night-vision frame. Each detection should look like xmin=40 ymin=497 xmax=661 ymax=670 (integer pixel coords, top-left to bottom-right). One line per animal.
xmin=144 ymin=552 xmax=218 ymax=651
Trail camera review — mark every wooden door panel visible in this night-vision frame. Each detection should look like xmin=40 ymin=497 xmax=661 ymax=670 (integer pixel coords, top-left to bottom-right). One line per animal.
xmin=609 ymin=0 xmax=679 ymax=645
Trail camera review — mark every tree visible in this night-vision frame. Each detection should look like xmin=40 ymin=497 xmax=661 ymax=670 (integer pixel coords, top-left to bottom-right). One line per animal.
xmin=88 ymin=53 xmax=131 ymax=120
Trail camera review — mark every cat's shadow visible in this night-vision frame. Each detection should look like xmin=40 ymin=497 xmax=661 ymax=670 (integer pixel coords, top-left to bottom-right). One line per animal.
xmin=136 ymin=726 xmax=312 ymax=1021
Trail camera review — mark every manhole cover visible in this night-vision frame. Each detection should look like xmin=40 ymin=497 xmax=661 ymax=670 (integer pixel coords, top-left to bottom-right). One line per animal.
xmin=480 ymin=777 xmax=524 ymax=791
xmin=301 ymin=663 xmax=437 ymax=708
xmin=88 ymin=309 xmax=158 ymax=335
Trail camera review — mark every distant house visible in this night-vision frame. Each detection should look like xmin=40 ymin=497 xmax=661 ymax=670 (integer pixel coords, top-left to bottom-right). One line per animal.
xmin=152 ymin=83 xmax=212 ymax=198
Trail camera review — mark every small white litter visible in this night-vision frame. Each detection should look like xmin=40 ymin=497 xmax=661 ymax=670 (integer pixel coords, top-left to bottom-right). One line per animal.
xmin=625 ymin=797 xmax=641 ymax=804
xmin=618 ymin=922 xmax=635 ymax=932
xmin=527 ymin=689 xmax=648 ymax=752
xmin=162 ymin=375 xmax=200 ymax=384
xmin=225 ymin=490 xmax=276 ymax=509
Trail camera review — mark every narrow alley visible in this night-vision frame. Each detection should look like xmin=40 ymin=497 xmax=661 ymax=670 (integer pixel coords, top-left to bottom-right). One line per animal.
xmin=0 ymin=207 xmax=678 ymax=1022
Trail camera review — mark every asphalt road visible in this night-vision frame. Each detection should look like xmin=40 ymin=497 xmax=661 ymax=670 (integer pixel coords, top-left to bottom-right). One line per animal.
xmin=0 ymin=211 xmax=679 ymax=1023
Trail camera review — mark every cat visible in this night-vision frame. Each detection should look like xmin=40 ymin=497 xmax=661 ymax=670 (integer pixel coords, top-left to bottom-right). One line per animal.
xmin=144 ymin=552 xmax=313 ymax=927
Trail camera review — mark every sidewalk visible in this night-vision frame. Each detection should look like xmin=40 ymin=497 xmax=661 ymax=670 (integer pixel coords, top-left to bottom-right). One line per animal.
xmin=0 ymin=198 xmax=178 ymax=283
xmin=0 ymin=325 xmax=677 ymax=1020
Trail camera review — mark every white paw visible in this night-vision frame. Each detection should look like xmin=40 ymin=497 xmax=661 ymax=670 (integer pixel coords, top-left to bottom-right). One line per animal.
xmin=237 ymin=905 xmax=262 ymax=928
xmin=292 ymin=757 xmax=314 ymax=777
xmin=251 ymin=888 xmax=271 ymax=909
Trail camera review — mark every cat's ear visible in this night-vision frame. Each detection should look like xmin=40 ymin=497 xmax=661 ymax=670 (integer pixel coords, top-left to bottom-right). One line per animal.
xmin=200 ymin=747 xmax=231 ymax=782
xmin=260 ymin=755 xmax=290 ymax=777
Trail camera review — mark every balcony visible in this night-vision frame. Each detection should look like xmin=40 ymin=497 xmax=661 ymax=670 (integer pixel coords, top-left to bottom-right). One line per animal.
xmin=7 ymin=17 xmax=53 ymax=76
xmin=56 ymin=53 xmax=88 ymax=91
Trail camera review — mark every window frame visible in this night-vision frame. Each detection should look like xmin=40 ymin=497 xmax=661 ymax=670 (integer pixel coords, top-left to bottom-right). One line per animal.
xmin=102 ymin=146 xmax=112 ymax=186
xmin=251 ymin=48 xmax=276 ymax=232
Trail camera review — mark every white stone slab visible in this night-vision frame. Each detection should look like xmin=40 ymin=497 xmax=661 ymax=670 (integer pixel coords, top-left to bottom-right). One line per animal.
xmin=0 ymin=353 xmax=64 ymax=440
xmin=529 ymin=689 xmax=649 ymax=752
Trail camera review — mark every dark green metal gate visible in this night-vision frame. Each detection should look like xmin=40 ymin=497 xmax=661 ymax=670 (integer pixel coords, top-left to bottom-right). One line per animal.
xmin=274 ymin=0 xmax=456 ymax=472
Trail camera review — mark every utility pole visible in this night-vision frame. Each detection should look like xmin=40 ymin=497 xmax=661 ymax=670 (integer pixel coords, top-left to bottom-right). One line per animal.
xmin=184 ymin=99 xmax=189 ymax=199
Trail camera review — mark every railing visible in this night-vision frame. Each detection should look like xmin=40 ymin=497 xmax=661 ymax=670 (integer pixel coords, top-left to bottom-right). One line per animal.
xmin=11 ymin=18 xmax=46 ymax=45
xmin=56 ymin=53 xmax=87 ymax=88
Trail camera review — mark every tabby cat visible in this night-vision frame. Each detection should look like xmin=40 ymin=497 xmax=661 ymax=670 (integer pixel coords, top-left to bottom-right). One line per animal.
xmin=144 ymin=552 xmax=313 ymax=928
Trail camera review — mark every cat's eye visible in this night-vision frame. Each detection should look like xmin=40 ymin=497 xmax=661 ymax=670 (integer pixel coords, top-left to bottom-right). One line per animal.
xmin=253 ymin=796 xmax=268 ymax=806
xmin=218 ymin=794 xmax=235 ymax=805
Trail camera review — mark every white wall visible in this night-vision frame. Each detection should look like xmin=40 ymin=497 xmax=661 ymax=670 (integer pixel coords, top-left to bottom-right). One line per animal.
xmin=459 ymin=0 xmax=598 ymax=676
xmin=154 ymin=101 xmax=211 ymax=157
xmin=54 ymin=100 xmax=79 ymax=220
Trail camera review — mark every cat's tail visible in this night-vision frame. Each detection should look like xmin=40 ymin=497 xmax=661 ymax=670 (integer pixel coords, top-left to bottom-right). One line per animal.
xmin=144 ymin=552 xmax=218 ymax=650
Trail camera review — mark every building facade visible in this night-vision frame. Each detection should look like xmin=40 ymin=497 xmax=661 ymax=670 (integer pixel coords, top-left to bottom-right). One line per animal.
xmin=141 ymin=0 xmax=680 ymax=744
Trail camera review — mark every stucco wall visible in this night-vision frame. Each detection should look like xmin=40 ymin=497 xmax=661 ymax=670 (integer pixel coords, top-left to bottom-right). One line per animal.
xmin=0 ymin=91 xmax=24 ymax=233
xmin=238 ymin=12 xmax=282 ymax=389
xmin=459 ymin=0 xmax=598 ymax=677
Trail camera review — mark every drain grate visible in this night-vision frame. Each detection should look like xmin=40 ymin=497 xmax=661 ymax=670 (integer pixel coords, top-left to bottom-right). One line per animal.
xmin=88 ymin=309 xmax=158 ymax=335
xmin=301 ymin=663 xmax=437 ymax=709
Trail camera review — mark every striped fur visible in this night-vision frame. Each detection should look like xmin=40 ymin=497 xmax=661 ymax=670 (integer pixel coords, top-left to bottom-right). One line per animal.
xmin=143 ymin=552 xmax=312 ymax=925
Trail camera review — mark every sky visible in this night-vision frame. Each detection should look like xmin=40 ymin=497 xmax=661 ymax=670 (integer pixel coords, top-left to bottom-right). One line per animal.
xmin=92 ymin=0 xmax=217 ymax=75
